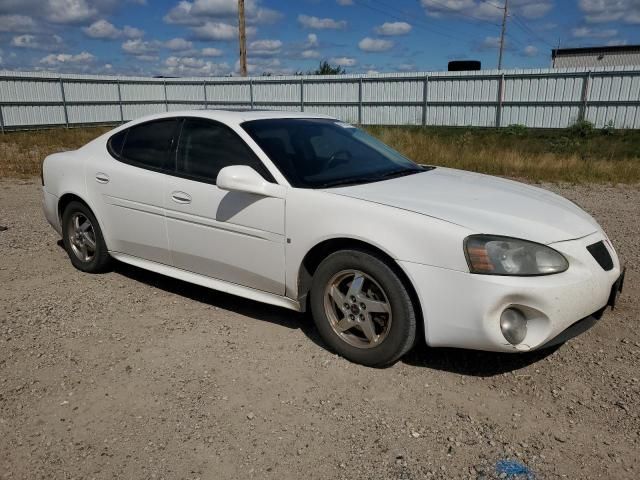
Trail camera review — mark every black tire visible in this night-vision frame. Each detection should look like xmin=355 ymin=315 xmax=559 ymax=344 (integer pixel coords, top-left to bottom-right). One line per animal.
xmin=310 ymin=249 xmax=417 ymax=367
xmin=61 ymin=201 xmax=112 ymax=273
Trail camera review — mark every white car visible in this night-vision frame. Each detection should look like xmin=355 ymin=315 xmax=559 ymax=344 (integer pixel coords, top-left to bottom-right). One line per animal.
xmin=42 ymin=110 xmax=625 ymax=367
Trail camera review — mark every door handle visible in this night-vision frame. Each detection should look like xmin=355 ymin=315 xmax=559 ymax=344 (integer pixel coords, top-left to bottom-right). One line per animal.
xmin=171 ymin=191 xmax=192 ymax=204
xmin=95 ymin=173 xmax=110 ymax=184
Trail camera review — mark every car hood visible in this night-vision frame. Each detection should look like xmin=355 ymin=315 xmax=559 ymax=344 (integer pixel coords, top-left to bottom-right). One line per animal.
xmin=326 ymin=167 xmax=600 ymax=244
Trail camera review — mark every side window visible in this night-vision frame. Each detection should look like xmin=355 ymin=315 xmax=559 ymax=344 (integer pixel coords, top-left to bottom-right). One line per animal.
xmin=118 ymin=119 xmax=178 ymax=171
xmin=176 ymin=118 xmax=274 ymax=184
xmin=107 ymin=130 xmax=127 ymax=157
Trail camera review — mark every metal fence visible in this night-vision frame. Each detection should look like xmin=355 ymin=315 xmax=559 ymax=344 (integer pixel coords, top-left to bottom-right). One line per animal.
xmin=1 ymin=66 xmax=639 ymax=131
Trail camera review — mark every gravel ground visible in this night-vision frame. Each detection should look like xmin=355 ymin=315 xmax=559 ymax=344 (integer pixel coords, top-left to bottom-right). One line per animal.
xmin=1 ymin=179 xmax=638 ymax=480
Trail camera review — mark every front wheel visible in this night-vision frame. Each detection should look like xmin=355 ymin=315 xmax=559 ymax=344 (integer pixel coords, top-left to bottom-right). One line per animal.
xmin=310 ymin=249 xmax=417 ymax=367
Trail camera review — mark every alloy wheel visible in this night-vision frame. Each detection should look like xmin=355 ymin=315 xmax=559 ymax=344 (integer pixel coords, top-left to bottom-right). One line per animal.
xmin=323 ymin=269 xmax=392 ymax=349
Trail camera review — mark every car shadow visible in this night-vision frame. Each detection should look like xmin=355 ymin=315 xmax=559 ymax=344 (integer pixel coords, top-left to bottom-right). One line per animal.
xmin=403 ymin=342 xmax=561 ymax=377
xmin=112 ymin=261 xmax=325 ymax=346
xmin=56 ymin=240 xmax=560 ymax=376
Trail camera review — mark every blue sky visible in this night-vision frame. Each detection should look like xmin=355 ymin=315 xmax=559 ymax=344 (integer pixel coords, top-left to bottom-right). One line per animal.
xmin=0 ymin=0 xmax=639 ymax=76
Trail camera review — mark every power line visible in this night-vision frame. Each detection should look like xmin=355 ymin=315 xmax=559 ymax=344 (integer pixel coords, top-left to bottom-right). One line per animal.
xmin=418 ymin=0 xmax=501 ymax=26
xmin=510 ymin=13 xmax=556 ymax=48
xmin=352 ymin=0 xmax=463 ymax=42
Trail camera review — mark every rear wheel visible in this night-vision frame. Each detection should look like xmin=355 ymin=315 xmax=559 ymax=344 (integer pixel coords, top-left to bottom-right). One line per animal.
xmin=62 ymin=201 xmax=111 ymax=273
xmin=310 ymin=249 xmax=417 ymax=367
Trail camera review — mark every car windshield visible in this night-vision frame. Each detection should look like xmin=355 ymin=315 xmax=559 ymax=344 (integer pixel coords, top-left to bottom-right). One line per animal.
xmin=241 ymin=118 xmax=429 ymax=188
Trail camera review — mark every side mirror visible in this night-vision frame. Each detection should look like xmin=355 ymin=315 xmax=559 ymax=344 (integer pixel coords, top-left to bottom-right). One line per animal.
xmin=216 ymin=166 xmax=285 ymax=198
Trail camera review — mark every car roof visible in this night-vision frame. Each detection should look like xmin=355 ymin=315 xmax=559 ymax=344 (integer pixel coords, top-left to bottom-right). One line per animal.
xmin=126 ymin=109 xmax=337 ymax=127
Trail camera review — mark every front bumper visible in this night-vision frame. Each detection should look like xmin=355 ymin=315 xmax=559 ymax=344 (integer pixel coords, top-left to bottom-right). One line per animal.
xmin=401 ymin=232 xmax=622 ymax=352
xmin=541 ymin=266 xmax=625 ymax=349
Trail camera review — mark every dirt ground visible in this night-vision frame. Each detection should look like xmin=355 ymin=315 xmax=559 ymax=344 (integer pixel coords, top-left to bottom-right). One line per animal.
xmin=1 ymin=179 xmax=638 ymax=480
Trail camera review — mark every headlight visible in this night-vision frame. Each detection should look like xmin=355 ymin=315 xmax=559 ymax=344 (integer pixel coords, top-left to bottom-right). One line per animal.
xmin=464 ymin=235 xmax=569 ymax=276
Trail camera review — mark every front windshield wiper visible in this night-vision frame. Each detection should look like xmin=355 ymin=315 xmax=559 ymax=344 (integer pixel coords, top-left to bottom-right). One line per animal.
xmin=317 ymin=167 xmax=428 ymax=189
xmin=373 ymin=167 xmax=424 ymax=181
xmin=316 ymin=176 xmax=379 ymax=188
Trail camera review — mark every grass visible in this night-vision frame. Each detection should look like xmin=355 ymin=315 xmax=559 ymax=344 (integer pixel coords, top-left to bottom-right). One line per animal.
xmin=1 ymin=123 xmax=639 ymax=184
xmin=0 ymin=127 xmax=110 ymax=179
xmin=366 ymin=124 xmax=640 ymax=184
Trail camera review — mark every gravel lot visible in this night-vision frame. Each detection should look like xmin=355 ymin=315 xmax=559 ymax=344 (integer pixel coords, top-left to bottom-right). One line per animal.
xmin=1 ymin=179 xmax=638 ymax=480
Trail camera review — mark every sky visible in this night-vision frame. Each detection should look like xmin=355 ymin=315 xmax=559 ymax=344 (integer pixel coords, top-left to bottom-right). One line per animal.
xmin=0 ymin=0 xmax=639 ymax=77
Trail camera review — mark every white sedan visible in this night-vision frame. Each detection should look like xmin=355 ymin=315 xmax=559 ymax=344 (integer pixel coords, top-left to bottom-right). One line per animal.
xmin=42 ymin=110 xmax=625 ymax=367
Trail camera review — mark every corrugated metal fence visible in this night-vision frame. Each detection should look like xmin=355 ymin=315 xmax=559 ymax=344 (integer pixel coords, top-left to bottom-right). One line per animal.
xmin=1 ymin=66 xmax=639 ymax=131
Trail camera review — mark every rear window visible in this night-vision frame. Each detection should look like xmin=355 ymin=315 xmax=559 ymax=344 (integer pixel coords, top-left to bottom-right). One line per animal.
xmin=121 ymin=119 xmax=177 ymax=171
xmin=107 ymin=130 xmax=127 ymax=157
xmin=107 ymin=119 xmax=178 ymax=172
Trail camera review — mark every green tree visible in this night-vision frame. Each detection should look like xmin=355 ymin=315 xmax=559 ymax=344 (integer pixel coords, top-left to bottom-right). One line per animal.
xmin=311 ymin=60 xmax=346 ymax=75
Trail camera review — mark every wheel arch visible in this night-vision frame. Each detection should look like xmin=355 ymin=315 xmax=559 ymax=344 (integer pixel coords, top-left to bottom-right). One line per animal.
xmin=57 ymin=192 xmax=92 ymax=224
xmin=296 ymin=237 xmax=423 ymax=335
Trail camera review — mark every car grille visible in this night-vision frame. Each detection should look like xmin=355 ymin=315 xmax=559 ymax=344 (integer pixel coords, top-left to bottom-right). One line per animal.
xmin=587 ymin=241 xmax=614 ymax=271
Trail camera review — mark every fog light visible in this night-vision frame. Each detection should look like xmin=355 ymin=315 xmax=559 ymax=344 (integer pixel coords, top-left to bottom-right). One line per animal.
xmin=500 ymin=308 xmax=527 ymax=345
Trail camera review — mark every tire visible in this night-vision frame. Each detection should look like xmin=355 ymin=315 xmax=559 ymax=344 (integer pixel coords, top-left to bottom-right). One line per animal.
xmin=61 ymin=201 xmax=111 ymax=273
xmin=310 ymin=249 xmax=417 ymax=367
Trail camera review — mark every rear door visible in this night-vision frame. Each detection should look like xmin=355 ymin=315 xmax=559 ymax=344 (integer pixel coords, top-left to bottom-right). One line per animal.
xmin=86 ymin=118 xmax=178 ymax=265
xmin=163 ymin=117 xmax=287 ymax=295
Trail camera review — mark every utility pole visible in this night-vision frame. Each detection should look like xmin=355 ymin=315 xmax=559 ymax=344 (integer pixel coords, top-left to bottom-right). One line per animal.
xmin=238 ymin=0 xmax=247 ymax=77
xmin=497 ymin=0 xmax=509 ymax=70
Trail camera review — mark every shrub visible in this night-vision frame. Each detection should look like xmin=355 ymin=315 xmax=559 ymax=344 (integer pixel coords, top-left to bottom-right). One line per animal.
xmin=568 ymin=119 xmax=595 ymax=138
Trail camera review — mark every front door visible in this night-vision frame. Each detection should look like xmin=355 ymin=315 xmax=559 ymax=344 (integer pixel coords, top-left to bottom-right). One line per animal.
xmin=164 ymin=117 xmax=286 ymax=295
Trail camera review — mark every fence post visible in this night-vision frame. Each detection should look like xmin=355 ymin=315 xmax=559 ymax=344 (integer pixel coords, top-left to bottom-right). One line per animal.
xmin=579 ymin=71 xmax=591 ymax=123
xmin=300 ymin=78 xmax=304 ymax=112
xmin=422 ymin=76 xmax=429 ymax=126
xmin=249 ymin=78 xmax=254 ymax=110
xmin=203 ymin=80 xmax=208 ymax=109
xmin=358 ymin=77 xmax=363 ymax=125
xmin=116 ymin=80 xmax=124 ymax=123
xmin=163 ymin=80 xmax=169 ymax=112
xmin=59 ymin=77 xmax=69 ymax=128
xmin=495 ymin=73 xmax=505 ymax=128
xmin=0 ymin=104 xmax=5 ymax=134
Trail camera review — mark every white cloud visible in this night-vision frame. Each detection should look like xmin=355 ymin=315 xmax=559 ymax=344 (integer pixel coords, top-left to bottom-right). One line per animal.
xmin=579 ymin=0 xmax=640 ymax=24
xmin=201 ymin=47 xmax=224 ymax=56
xmin=165 ymin=37 xmax=193 ymax=50
xmin=523 ymin=45 xmax=538 ymax=56
xmin=330 ymin=56 xmax=357 ymax=67
xmin=83 ymin=19 xmax=144 ymax=40
xmin=10 ymin=34 xmax=39 ymax=48
xmin=572 ymin=27 xmax=618 ymax=38
xmin=190 ymin=21 xmax=256 ymax=40
xmin=420 ymin=0 xmax=552 ymax=21
xmin=358 ymin=37 xmax=394 ymax=52
xmin=337 ymin=0 xmax=353 ymax=5
xmin=122 ymin=38 xmax=162 ymax=56
xmin=397 ymin=63 xmax=417 ymax=71
xmin=164 ymin=0 xmax=281 ymax=26
xmin=0 ymin=14 xmax=36 ymax=32
xmin=301 ymin=49 xmax=320 ymax=58
xmin=477 ymin=35 xmax=502 ymax=50
xmin=374 ymin=21 xmax=412 ymax=36
xmin=40 ymin=51 xmax=95 ymax=65
xmin=11 ymin=34 xmax=64 ymax=50
xmin=307 ymin=33 xmax=318 ymax=47
xmin=249 ymin=39 xmax=282 ymax=56
xmin=164 ymin=55 xmax=230 ymax=76
xmin=46 ymin=0 xmax=98 ymax=24
xmin=298 ymin=14 xmax=347 ymax=29
xmin=606 ymin=39 xmax=629 ymax=46
xmin=123 ymin=26 xmax=144 ymax=38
